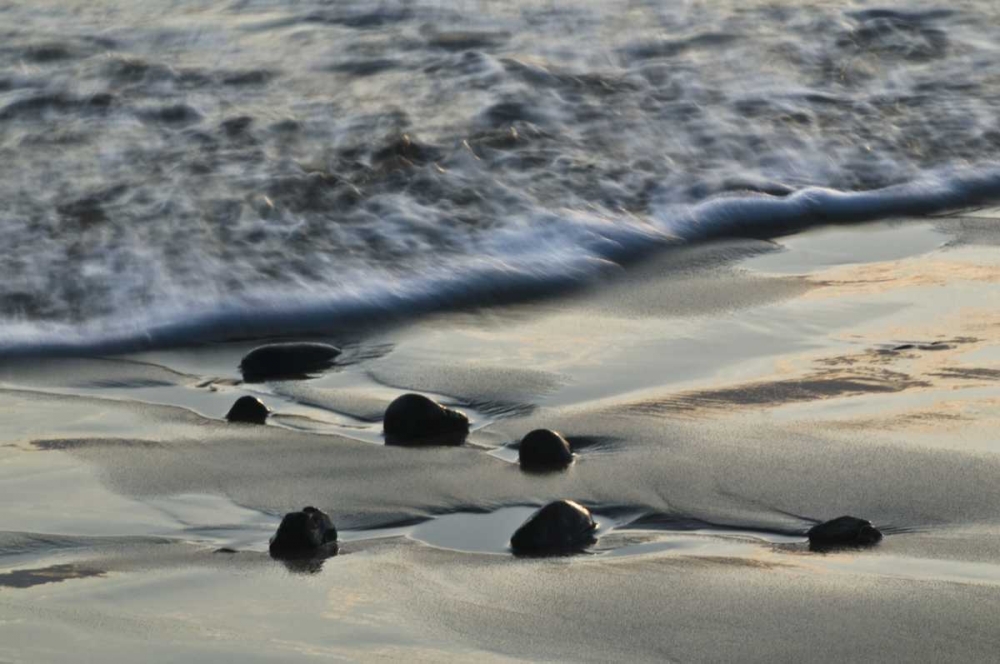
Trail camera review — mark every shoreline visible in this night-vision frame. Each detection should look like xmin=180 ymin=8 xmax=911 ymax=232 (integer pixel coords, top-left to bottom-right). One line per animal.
xmin=4 ymin=215 xmax=1000 ymax=661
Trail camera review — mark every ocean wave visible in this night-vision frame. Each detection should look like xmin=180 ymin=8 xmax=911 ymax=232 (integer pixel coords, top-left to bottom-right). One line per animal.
xmin=3 ymin=165 xmax=999 ymax=356
xmin=3 ymin=0 xmax=1000 ymax=354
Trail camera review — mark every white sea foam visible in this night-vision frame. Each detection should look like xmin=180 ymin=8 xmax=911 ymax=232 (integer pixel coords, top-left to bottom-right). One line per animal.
xmin=2 ymin=0 xmax=1000 ymax=353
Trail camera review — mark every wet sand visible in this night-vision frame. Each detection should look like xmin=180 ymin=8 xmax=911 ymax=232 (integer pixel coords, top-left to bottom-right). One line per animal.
xmin=4 ymin=215 xmax=1000 ymax=661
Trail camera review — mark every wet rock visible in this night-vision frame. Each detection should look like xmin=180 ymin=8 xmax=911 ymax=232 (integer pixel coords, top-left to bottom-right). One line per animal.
xmin=239 ymin=342 xmax=341 ymax=382
xmin=383 ymin=393 xmax=469 ymax=446
xmin=225 ymin=395 xmax=269 ymax=424
xmin=518 ymin=429 xmax=573 ymax=472
xmin=510 ymin=500 xmax=597 ymax=556
xmin=269 ymin=506 xmax=338 ymax=559
xmin=807 ymin=516 xmax=883 ymax=550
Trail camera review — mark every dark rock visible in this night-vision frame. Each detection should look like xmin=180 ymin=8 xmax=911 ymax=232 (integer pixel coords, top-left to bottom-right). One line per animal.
xmin=383 ymin=393 xmax=469 ymax=446
xmin=225 ymin=395 xmax=269 ymax=424
xmin=269 ymin=506 xmax=339 ymax=559
xmin=807 ymin=516 xmax=883 ymax=550
xmin=518 ymin=429 xmax=573 ymax=472
xmin=510 ymin=500 xmax=597 ymax=556
xmin=214 ymin=547 xmax=238 ymax=554
xmin=239 ymin=342 xmax=341 ymax=382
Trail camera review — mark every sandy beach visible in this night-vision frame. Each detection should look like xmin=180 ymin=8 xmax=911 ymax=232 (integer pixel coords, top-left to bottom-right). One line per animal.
xmin=5 ymin=0 xmax=1000 ymax=659
xmin=3 ymin=214 xmax=1000 ymax=661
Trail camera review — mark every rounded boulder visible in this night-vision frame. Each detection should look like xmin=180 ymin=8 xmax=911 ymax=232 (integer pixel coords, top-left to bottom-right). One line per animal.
xmin=383 ymin=393 xmax=469 ymax=446
xmin=518 ymin=429 xmax=573 ymax=471
xmin=225 ymin=395 xmax=269 ymax=424
xmin=510 ymin=500 xmax=597 ymax=556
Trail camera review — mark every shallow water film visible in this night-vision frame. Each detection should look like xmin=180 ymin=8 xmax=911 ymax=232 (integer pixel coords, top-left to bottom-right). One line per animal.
xmin=4 ymin=1 xmax=1000 ymax=662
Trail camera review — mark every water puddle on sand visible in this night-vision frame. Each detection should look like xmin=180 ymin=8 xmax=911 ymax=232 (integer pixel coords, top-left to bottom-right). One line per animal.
xmin=0 ymin=353 xmax=500 ymax=448
xmin=0 ymin=564 xmax=105 ymax=590
xmin=343 ymin=507 xmax=803 ymax=557
xmin=9 ymin=488 xmax=1000 ymax=590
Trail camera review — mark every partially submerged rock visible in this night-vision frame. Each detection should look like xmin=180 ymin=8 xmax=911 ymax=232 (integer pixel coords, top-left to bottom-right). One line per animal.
xmin=510 ymin=500 xmax=597 ymax=556
xmin=518 ymin=429 xmax=573 ymax=472
xmin=269 ymin=506 xmax=339 ymax=559
xmin=225 ymin=395 xmax=269 ymax=424
xmin=807 ymin=516 xmax=883 ymax=550
xmin=383 ymin=393 xmax=469 ymax=446
xmin=239 ymin=342 xmax=341 ymax=382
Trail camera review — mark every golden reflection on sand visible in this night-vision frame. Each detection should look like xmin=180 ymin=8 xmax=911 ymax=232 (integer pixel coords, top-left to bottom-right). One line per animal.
xmin=805 ymin=258 xmax=1000 ymax=299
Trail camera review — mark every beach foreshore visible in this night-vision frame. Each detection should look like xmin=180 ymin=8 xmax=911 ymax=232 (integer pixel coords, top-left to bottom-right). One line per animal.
xmin=3 ymin=215 xmax=1000 ymax=662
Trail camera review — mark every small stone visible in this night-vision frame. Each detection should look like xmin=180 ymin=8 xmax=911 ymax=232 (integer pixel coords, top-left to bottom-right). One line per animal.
xmin=807 ymin=516 xmax=883 ymax=550
xmin=518 ymin=429 xmax=573 ymax=471
xmin=383 ymin=393 xmax=469 ymax=446
xmin=225 ymin=395 xmax=269 ymax=424
xmin=269 ymin=506 xmax=339 ymax=559
xmin=510 ymin=500 xmax=597 ymax=556
xmin=239 ymin=342 xmax=341 ymax=382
